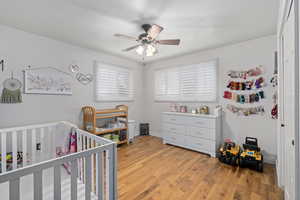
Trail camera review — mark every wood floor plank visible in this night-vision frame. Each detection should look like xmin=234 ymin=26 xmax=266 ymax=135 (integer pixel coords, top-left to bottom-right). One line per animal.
xmin=118 ymin=136 xmax=283 ymax=200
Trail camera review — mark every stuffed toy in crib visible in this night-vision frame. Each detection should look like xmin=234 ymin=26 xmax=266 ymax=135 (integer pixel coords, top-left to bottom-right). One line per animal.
xmin=0 ymin=151 xmax=24 ymax=172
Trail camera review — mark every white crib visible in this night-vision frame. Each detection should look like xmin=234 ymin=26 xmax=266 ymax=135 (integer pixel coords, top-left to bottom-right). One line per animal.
xmin=0 ymin=121 xmax=117 ymax=200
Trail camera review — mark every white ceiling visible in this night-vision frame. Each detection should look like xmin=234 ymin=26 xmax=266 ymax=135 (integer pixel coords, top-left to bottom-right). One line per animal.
xmin=0 ymin=0 xmax=279 ymax=63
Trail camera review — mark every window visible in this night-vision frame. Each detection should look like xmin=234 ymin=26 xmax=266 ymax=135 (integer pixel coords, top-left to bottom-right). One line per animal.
xmin=95 ymin=62 xmax=134 ymax=101
xmin=155 ymin=60 xmax=217 ymax=102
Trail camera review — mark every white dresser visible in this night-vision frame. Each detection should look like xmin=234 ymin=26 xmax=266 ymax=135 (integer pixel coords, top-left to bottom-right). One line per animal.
xmin=161 ymin=112 xmax=222 ymax=157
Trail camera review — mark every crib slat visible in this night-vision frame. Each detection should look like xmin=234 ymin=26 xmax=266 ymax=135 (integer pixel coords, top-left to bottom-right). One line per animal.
xmin=33 ymin=170 xmax=43 ymax=200
xmin=47 ymin=126 xmax=55 ymax=158
xmin=71 ymin=159 xmax=78 ymax=200
xmin=1 ymin=132 xmax=7 ymax=173
xmin=85 ymin=154 xmax=92 ymax=200
xmin=105 ymin=151 xmax=109 ymax=200
xmin=40 ymin=127 xmax=45 ymax=157
xmin=81 ymin=135 xmax=85 ymax=183
xmin=97 ymin=151 xmax=103 ymax=200
xmin=108 ymin=145 xmax=117 ymax=200
xmin=22 ymin=130 xmax=27 ymax=167
xmin=92 ymin=140 xmax=96 ymax=193
xmin=77 ymin=133 xmax=81 ymax=180
xmin=12 ymin=131 xmax=18 ymax=170
xmin=32 ymin=129 xmax=36 ymax=164
xmin=9 ymin=178 xmax=20 ymax=200
xmin=54 ymin=165 xmax=61 ymax=200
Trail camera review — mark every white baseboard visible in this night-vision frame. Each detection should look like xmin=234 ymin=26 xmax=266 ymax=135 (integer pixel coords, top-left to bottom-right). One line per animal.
xmin=149 ymin=131 xmax=161 ymax=138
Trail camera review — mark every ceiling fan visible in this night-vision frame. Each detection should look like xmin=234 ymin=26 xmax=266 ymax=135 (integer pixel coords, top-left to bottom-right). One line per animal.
xmin=114 ymin=24 xmax=180 ymax=57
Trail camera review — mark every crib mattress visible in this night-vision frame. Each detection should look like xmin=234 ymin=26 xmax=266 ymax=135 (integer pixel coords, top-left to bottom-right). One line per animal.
xmin=0 ymin=166 xmax=98 ymax=200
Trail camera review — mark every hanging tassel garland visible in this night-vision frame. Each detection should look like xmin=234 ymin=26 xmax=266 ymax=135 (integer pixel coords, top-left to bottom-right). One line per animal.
xmin=1 ymin=88 xmax=22 ymax=103
xmin=1 ymin=73 xmax=23 ymax=104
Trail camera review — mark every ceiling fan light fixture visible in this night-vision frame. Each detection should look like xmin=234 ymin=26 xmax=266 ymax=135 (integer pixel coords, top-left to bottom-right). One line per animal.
xmin=146 ymin=44 xmax=157 ymax=57
xmin=136 ymin=45 xmax=144 ymax=55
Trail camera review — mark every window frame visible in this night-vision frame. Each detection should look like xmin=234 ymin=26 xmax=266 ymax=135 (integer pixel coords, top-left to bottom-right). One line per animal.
xmin=153 ymin=59 xmax=219 ymax=103
xmin=94 ymin=61 xmax=135 ymax=102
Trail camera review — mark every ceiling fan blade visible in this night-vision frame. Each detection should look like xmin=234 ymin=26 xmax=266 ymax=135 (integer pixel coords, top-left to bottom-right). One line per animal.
xmin=114 ymin=34 xmax=138 ymax=41
xmin=122 ymin=45 xmax=141 ymax=52
xmin=147 ymin=24 xmax=164 ymax=39
xmin=157 ymin=39 xmax=180 ymax=45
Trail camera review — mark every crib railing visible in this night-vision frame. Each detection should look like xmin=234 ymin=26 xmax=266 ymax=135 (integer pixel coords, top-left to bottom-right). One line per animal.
xmin=0 ymin=121 xmax=117 ymax=200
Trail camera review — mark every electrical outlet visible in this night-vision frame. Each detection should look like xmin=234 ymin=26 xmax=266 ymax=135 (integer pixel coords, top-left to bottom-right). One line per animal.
xmin=36 ymin=143 xmax=41 ymax=151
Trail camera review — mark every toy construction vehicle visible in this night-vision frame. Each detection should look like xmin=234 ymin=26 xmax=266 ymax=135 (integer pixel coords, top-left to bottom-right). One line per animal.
xmin=239 ymin=137 xmax=263 ymax=172
xmin=218 ymin=139 xmax=241 ymax=166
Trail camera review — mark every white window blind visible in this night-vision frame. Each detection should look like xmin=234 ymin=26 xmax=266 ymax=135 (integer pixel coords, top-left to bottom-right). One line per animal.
xmin=95 ymin=63 xmax=134 ymax=101
xmin=155 ymin=60 xmax=217 ymax=102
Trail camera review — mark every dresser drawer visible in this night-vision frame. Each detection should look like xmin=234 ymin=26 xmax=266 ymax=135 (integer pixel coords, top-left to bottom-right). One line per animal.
xmin=162 ymin=123 xmax=185 ymax=135
xmin=164 ymin=132 xmax=185 ymax=146
xmin=162 ymin=114 xmax=187 ymax=124
xmin=186 ymin=136 xmax=214 ymax=152
xmin=187 ymin=117 xmax=215 ymax=129
xmin=188 ymin=127 xmax=215 ymax=140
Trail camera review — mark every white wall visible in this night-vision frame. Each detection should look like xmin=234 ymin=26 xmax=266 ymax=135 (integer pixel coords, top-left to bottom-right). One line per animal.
xmin=144 ymin=35 xmax=277 ymax=163
xmin=0 ymin=25 xmax=144 ymax=128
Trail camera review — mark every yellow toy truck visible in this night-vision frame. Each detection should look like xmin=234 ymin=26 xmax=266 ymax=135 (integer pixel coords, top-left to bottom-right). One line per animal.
xmin=218 ymin=139 xmax=241 ymax=166
xmin=239 ymin=137 xmax=263 ymax=172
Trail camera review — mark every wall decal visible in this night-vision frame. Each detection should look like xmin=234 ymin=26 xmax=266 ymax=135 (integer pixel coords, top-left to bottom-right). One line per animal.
xmin=69 ymin=64 xmax=80 ymax=73
xmin=24 ymin=67 xmax=72 ymax=95
xmin=69 ymin=63 xmax=93 ymax=85
xmin=76 ymin=73 xmax=93 ymax=85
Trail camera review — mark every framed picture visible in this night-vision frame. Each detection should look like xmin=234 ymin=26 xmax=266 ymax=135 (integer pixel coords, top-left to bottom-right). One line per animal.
xmin=24 ymin=67 xmax=72 ymax=95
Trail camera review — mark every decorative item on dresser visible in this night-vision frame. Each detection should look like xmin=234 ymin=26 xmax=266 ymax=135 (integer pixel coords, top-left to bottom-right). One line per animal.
xmin=82 ymin=105 xmax=129 ymax=145
xmin=161 ymin=111 xmax=222 ymax=157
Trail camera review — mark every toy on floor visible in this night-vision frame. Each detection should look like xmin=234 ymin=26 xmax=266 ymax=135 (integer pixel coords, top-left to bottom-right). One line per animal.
xmin=218 ymin=138 xmax=241 ymax=166
xmin=239 ymin=137 xmax=263 ymax=172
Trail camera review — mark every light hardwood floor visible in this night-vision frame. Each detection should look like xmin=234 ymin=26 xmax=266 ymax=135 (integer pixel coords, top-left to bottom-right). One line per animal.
xmin=118 ymin=136 xmax=283 ymax=200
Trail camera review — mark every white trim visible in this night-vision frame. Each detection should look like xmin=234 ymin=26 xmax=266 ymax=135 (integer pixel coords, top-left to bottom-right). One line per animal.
xmin=277 ymin=0 xmax=300 ymax=199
